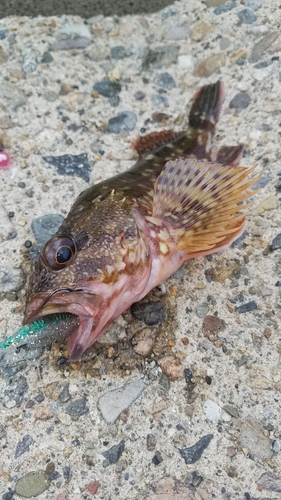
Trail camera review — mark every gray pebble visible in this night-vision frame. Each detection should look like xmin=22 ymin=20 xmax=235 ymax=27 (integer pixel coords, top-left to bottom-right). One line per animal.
xmin=31 ymin=214 xmax=64 ymax=244
xmin=152 ymin=451 xmax=163 ymax=465
xmin=3 ymin=361 xmax=27 ymax=378
xmin=158 ymin=373 xmax=170 ymax=393
xmin=131 ymin=300 xmax=167 ymax=326
xmin=154 ymin=72 xmax=175 ymax=90
xmin=146 ymin=433 xmax=157 ymax=451
xmin=21 ymin=44 xmax=38 ymax=73
xmin=0 ymin=82 xmax=26 ymax=110
xmin=254 ymin=59 xmax=273 ymax=69
xmin=108 ymin=111 xmax=137 ymax=134
xmin=272 ymin=440 xmax=281 ymax=453
xmin=214 ymin=1 xmax=236 ymax=15
xmin=237 ymin=8 xmax=256 ymax=23
xmin=142 ymin=45 xmax=179 ymax=70
xmin=195 ymin=301 xmax=209 ymax=318
xmin=245 ymin=0 xmax=263 ymax=10
xmin=252 ymin=175 xmax=271 ymax=189
xmin=98 ymin=378 xmax=145 ymax=424
xmin=15 ymin=471 xmax=51 ymax=498
xmin=134 ymin=90 xmax=146 ymax=101
xmin=63 ymin=466 xmax=71 ymax=480
xmin=150 ymin=94 xmax=168 ymax=107
xmin=271 ymin=234 xmax=281 ymax=251
xmin=235 ymin=300 xmax=257 ymax=313
xmin=43 ymin=153 xmax=91 ymax=182
xmin=229 ymin=92 xmax=251 ymax=109
xmin=0 ymin=267 xmax=23 ymax=293
xmin=50 ymin=37 xmax=91 ymax=50
xmin=240 ymin=421 xmax=272 ymax=461
xmin=179 ymin=434 xmax=213 ymax=464
xmin=102 ymin=439 xmax=125 ymax=464
xmin=4 ymin=375 xmax=29 ymax=407
xmin=249 ymin=32 xmax=279 ymax=63
xmin=41 ymin=52 xmax=53 ymax=63
xmin=93 ymin=80 xmax=121 ymax=98
xmin=0 ymin=29 xmax=9 ymax=40
xmin=65 ymin=397 xmax=89 ymax=419
xmin=59 ymin=384 xmax=71 ymax=403
xmin=15 ymin=434 xmax=34 ymax=458
xmin=223 ymin=404 xmax=239 ymax=418
xmin=257 ymin=472 xmax=281 ymax=492
xmin=111 ymin=46 xmax=127 ymax=59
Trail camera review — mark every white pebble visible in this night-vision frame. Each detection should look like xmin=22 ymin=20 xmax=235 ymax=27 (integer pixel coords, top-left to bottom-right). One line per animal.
xmin=178 ymin=54 xmax=194 ymax=69
xmin=203 ymin=399 xmax=222 ymax=423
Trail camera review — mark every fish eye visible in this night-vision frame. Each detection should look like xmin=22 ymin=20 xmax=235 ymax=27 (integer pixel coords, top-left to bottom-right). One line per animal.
xmin=41 ymin=236 xmax=77 ymax=270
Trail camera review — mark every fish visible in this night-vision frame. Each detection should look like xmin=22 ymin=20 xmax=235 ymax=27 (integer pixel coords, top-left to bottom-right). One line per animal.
xmin=0 ymin=313 xmax=79 ymax=350
xmin=23 ymin=81 xmax=259 ymax=361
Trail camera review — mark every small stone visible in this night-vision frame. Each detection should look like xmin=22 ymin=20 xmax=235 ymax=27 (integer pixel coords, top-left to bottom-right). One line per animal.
xmin=98 ymin=378 xmax=145 ymax=424
xmin=179 ymin=434 xmax=213 ymax=464
xmin=152 ymin=451 xmax=163 ymax=465
xmin=43 ymin=153 xmax=91 ymax=182
xmin=203 ymin=399 xmax=222 ymax=423
xmin=15 ymin=435 xmax=34 ymax=459
xmin=131 ymin=301 xmax=167 ymax=326
xmin=50 ymin=38 xmax=91 ymax=50
xmin=87 ymin=481 xmax=100 ymax=495
xmin=177 ymin=54 xmax=194 ymax=69
xmin=195 ymin=302 xmax=209 ymax=318
xmin=245 ymin=0 xmax=263 ymax=9
xmin=158 ymin=373 xmax=170 ymax=393
xmin=0 ymin=29 xmax=9 ymax=40
xmin=108 ymin=111 xmax=137 ymax=134
xmin=165 ymin=25 xmax=189 ymax=41
xmin=59 ymin=384 xmax=71 ymax=403
xmin=0 ymin=205 xmax=16 ymax=242
xmin=227 ymin=446 xmax=237 ymax=457
xmin=0 ymin=82 xmax=27 ymax=111
xmin=31 ymin=214 xmax=64 ymax=244
xmin=237 ymin=8 xmax=256 ymax=23
xmin=272 ymin=440 xmax=281 ymax=453
xmin=132 ymin=328 xmax=157 ymax=356
xmin=111 ymin=46 xmax=127 ymax=59
xmin=15 ymin=471 xmax=51 ymax=498
xmin=249 ymin=32 xmax=279 ymax=63
xmin=223 ymin=404 xmax=239 ymax=418
xmin=191 ymin=21 xmax=212 ymax=42
xmin=134 ymin=91 xmax=146 ymax=100
xmin=147 ymin=433 xmax=157 ymax=451
xmin=0 ymin=267 xmax=23 ymax=293
xmin=102 ymin=439 xmax=125 ymax=464
xmin=220 ymin=37 xmax=231 ymax=50
xmin=194 ymin=53 xmax=226 ymax=77
xmin=21 ymin=44 xmax=38 ymax=73
xmin=150 ymin=94 xmax=168 ymax=107
xmin=154 ymin=72 xmax=175 ymax=90
xmin=93 ymin=80 xmax=121 ymax=98
xmin=142 ymin=45 xmax=179 ymax=70
xmin=202 ymin=315 xmax=226 ymax=336
xmin=63 ymin=466 xmax=71 ymax=480
xmin=65 ymin=397 xmax=89 ymax=419
xmin=41 ymin=52 xmax=53 ymax=63
xmin=257 ymin=472 xmax=281 ymax=492
xmin=235 ymin=301 xmax=257 ymax=313
xmin=271 ymin=234 xmax=281 ymax=250
xmin=58 ymin=24 xmax=91 ymax=40
xmin=214 ymin=0 xmax=236 ymax=14
xmin=229 ymin=92 xmax=251 ymax=109
xmin=158 ymin=356 xmax=183 ymax=380
xmin=152 ymin=112 xmax=169 ymax=123
xmin=34 ymin=406 xmax=53 ymax=420
xmin=240 ymin=421 xmax=272 ymax=461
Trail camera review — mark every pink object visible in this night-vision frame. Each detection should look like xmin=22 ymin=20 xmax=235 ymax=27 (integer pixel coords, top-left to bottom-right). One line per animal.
xmin=0 ymin=151 xmax=11 ymax=168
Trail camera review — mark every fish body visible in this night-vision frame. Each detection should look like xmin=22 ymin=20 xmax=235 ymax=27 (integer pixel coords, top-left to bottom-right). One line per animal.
xmin=24 ymin=82 xmax=258 ymax=360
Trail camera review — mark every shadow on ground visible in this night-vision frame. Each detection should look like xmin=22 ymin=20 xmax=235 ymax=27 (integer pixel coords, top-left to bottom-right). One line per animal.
xmin=0 ymin=0 xmax=175 ymax=18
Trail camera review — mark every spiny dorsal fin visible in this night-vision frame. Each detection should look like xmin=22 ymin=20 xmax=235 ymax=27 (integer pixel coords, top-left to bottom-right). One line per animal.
xmin=131 ymin=130 xmax=185 ymax=156
xmin=151 ymin=158 xmax=259 ymax=256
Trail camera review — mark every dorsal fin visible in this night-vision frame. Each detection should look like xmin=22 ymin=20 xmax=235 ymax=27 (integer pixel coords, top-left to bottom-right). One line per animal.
xmin=131 ymin=130 xmax=186 ymax=156
xmin=149 ymin=158 xmax=259 ymax=256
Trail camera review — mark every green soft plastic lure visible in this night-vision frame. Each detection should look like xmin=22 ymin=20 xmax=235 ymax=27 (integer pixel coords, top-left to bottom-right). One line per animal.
xmin=0 ymin=313 xmax=79 ymax=350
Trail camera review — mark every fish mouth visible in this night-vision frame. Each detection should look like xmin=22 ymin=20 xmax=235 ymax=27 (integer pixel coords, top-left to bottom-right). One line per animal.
xmin=24 ymin=288 xmax=103 ymax=361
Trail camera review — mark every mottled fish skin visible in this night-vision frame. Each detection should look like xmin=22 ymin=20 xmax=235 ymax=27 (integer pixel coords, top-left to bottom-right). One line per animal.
xmin=24 ymin=81 xmax=259 ymax=360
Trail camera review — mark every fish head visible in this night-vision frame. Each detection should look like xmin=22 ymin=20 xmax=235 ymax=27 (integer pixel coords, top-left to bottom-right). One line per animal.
xmin=24 ymin=191 xmax=151 ymax=360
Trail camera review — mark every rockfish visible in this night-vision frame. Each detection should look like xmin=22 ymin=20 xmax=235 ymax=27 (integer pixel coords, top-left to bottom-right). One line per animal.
xmin=24 ymin=81 xmax=258 ymax=360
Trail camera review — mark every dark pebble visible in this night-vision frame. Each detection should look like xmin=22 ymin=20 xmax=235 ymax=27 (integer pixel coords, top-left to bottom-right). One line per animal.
xmin=28 ymin=243 xmax=42 ymax=262
xmin=237 ymin=8 xmax=256 ymax=23
xmin=151 ymin=94 xmax=168 ymax=107
xmin=50 ymin=37 xmax=91 ymax=50
xmin=152 ymin=451 xmax=163 ymax=465
xmin=254 ymin=59 xmax=273 ymax=69
xmin=205 ymin=376 xmax=212 ymax=385
xmin=275 ymin=281 xmax=281 ymax=287
xmin=4 ymin=291 xmax=18 ymax=302
xmin=31 ymin=214 xmax=64 ymax=244
xmin=0 ymin=29 xmax=9 ymax=40
xmin=2 ymin=490 xmax=15 ymax=500
xmin=93 ymin=80 xmax=121 ymax=98
xmin=24 ymin=240 xmax=32 ymax=248
xmin=62 ymin=466 xmax=71 ymax=480
xmin=158 ymin=373 xmax=170 ymax=393
xmin=49 ymin=471 xmax=60 ymax=481
xmin=146 ymin=433 xmax=157 ymax=451
xmin=102 ymin=439 xmax=125 ymax=464
xmin=2 ymin=362 xmax=27 ymax=378
xmin=214 ymin=1 xmax=236 ymax=15
xmin=179 ymin=434 xmax=213 ymax=464
xmin=25 ymin=400 xmax=35 ymax=408
xmin=56 ymin=356 xmax=68 ymax=366
xmin=107 ymin=111 xmax=137 ymax=133
xmin=191 ymin=472 xmax=203 ymax=487
xmin=154 ymin=72 xmax=175 ymax=90
xmin=229 ymin=93 xmax=250 ymax=109
xmin=41 ymin=52 xmax=54 ymax=63
xmin=235 ymin=300 xmax=257 ymax=313
xmin=152 ymin=112 xmax=169 ymax=123
xmin=18 ymin=181 xmax=26 ymax=188
xmin=110 ymin=46 xmax=127 ymax=59
xmin=134 ymin=91 xmax=146 ymax=100
xmin=223 ymin=404 xmax=239 ymax=418
xmin=4 ymin=375 xmax=28 ymax=407
xmin=15 ymin=434 xmax=34 ymax=458
xmin=59 ymin=384 xmax=70 ymax=403
xmin=43 ymin=153 xmax=91 ymax=182
xmin=35 ymin=393 xmax=45 ymax=403
xmin=65 ymin=397 xmax=89 ymax=419
xmin=271 ymin=234 xmax=281 ymax=250
xmin=131 ymin=300 xmax=167 ymax=326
